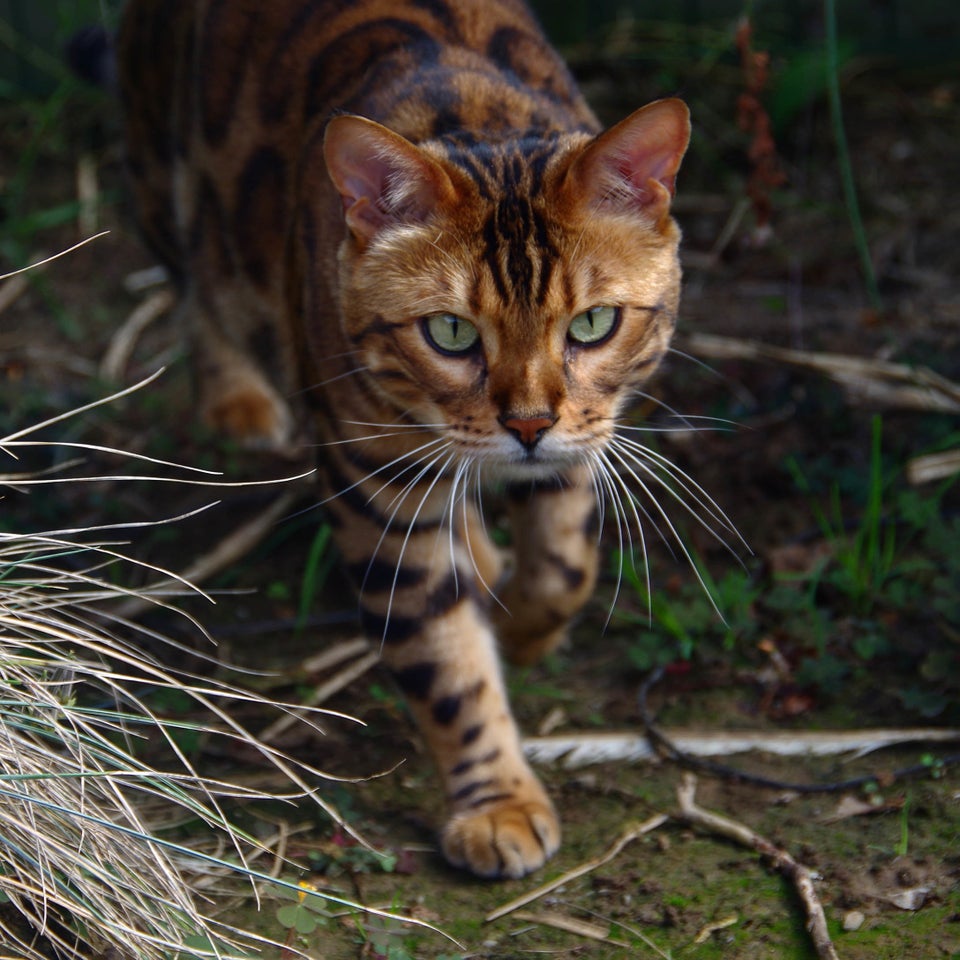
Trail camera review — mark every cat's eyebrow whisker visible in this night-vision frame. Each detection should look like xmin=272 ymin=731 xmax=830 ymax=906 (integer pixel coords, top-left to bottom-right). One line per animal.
xmin=666 ymin=346 xmax=726 ymax=378
xmin=627 ymin=389 xmax=701 ymax=430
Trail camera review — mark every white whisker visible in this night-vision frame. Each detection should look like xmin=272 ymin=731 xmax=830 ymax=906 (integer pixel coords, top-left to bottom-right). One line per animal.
xmin=319 ymin=436 xmax=447 ymax=507
xmin=613 ymin=435 xmax=746 ymax=544
xmin=379 ymin=452 xmax=457 ymax=650
xmin=604 ymin=443 xmax=724 ymax=622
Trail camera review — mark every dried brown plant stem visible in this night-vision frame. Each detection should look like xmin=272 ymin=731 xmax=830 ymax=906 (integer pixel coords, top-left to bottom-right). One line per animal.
xmin=676 ymin=774 xmax=839 ymax=960
xmin=485 ymin=814 xmax=668 ymax=923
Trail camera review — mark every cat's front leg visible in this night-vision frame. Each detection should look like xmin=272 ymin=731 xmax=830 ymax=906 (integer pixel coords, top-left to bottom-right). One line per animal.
xmin=384 ymin=602 xmax=560 ymax=878
xmin=493 ymin=464 xmax=600 ymax=666
xmin=334 ymin=488 xmax=558 ymax=878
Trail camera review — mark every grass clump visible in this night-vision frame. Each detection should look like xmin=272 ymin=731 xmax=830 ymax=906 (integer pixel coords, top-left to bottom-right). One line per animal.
xmin=0 ymin=384 xmax=385 ymax=959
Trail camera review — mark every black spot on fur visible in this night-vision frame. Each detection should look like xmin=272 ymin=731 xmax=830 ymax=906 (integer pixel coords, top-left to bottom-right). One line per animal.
xmin=360 ymin=606 xmax=419 ymax=645
xmin=461 ymin=724 xmax=483 ymax=746
xmin=349 ymin=557 xmax=428 ymax=594
xmin=545 ymin=552 xmax=586 ymax=591
xmin=432 ymin=694 xmax=462 ymax=726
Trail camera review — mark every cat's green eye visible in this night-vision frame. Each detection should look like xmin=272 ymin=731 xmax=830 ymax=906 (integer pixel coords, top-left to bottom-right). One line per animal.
xmin=423 ymin=313 xmax=480 ymax=354
xmin=568 ymin=305 xmax=619 ymax=345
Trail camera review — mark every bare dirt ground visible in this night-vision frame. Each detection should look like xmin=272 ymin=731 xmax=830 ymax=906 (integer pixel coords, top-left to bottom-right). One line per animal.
xmin=2 ymin=15 xmax=959 ymax=960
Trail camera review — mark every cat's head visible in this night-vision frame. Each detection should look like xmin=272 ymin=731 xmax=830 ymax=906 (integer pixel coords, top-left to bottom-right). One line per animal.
xmin=317 ymin=99 xmax=690 ymax=480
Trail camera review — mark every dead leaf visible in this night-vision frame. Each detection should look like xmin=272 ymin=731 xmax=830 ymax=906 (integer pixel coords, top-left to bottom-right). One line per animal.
xmin=887 ymin=887 xmax=931 ymax=911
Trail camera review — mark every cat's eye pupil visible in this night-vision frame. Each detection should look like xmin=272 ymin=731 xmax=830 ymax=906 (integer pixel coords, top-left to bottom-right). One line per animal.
xmin=568 ymin=306 xmax=618 ymax=345
xmin=423 ymin=312 xmax=480 ymax=355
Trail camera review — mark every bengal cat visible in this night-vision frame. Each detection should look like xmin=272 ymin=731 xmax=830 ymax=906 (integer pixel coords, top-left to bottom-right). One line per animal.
xmin=117 ymin=0 xmax=691 ymax=878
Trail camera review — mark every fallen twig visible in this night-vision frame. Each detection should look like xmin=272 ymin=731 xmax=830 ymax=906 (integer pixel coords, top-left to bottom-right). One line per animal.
xmin=680 ymin=331 xmax=960 ymax=413
xmin=486 ymin=814 xmax=668 ymax=923
xmin=676 ymin=773 xmax=838 ymax=960
xmin=907 ymin=448 xmax=960 ymax=485
xmin=512 ymin=910 xmax=634 ymax=949
xmin=100 ymin=287 xmax=176 ymax=382
xmin=523 ymin=727 xmax=960 ymax=768
xmin=693 ymin=914 xmax=739 ymax=945
xmin=0 ymin=273 xmax=29 ymax=315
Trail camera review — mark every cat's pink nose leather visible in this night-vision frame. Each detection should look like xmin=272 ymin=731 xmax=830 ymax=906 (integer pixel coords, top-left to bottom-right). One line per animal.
xmin=500 ymin=415 xmax=556 ymax=448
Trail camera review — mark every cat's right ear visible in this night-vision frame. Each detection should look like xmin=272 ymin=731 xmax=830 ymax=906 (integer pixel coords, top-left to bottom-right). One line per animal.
xmin=569 ymin=98 xmax=691 ymax=228
xmin=324 ymin=116 xmax=455 ymax=246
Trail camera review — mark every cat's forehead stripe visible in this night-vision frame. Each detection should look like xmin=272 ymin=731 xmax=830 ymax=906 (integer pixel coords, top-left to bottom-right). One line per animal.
xmin=442 ymin=136 xmax=565 ymax=309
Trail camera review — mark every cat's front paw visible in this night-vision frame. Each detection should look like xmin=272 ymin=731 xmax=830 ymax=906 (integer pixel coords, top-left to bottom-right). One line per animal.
xmin=441 ymin=795 xmax=560 ymax=879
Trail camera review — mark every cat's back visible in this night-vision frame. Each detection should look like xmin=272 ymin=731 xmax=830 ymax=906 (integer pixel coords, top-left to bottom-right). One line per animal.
xmin=119 ymin=0 xmax=594 ymax=139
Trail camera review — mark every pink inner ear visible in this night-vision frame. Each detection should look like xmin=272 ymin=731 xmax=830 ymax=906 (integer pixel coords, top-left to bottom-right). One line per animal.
xmin=578 ymin=98 xmax=691 ymax=216
xmin=323 ymin=116 xmax=450 ymax=243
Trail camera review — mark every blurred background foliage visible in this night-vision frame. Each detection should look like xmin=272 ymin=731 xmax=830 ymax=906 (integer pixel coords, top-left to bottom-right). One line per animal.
xmin=1 ymin=0 xmax=957 ymax=99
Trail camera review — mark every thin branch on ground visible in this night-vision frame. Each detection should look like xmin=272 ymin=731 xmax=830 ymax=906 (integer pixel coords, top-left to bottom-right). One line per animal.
xmin=512 ymin=911 xmax=636 ymax=950
xmin=680 ymin=331 xmax=960 ymax=413
xmin=486 ymin=814 xmax=668 ymax=923
xmin=100 ymin=287 xmax=176 ymax=382
xmin=676 ymin=774 xmax=838 ymax=960
xmin=638 ymin=666 xmax=960 ymax=794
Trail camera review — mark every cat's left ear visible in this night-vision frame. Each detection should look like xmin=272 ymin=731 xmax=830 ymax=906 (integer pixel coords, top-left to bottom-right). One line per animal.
xmin=324 ymin=115 xmax=455 ymax=246
xmin=570 ymin=98 xmax=691 ymax=227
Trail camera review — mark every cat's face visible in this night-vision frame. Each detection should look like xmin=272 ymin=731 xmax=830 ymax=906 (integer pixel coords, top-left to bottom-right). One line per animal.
xmin=322 ymin=99 xmax=690 ymax=480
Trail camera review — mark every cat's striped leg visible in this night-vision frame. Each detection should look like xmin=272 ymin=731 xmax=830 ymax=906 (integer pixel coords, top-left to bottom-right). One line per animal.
xmin=329 ymin=476 xmax=558 ymax=878
xmin=493 ymin=465 xmax=600 ymax=666
xmin=384 ymin=597 xmax=560 ymax=879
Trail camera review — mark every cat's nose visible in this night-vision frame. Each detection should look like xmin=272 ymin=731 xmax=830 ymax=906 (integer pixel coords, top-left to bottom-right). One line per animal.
xmin=499 ymin=413 xmax=557 ymax=450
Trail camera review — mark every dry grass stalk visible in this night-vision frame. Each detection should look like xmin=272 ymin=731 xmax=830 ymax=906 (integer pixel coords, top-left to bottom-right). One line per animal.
xmin=259 ymin=644 xmax=381 ymax=743
xmin=113 ymin=486 xmax=304 ymax=621
xmin=1 ymin=383 xmax=453 ymax=959
xmin=676 ymin=773 xmax=838 ymax=960
xmin=486 ymin=814 xmax=668 ymax=923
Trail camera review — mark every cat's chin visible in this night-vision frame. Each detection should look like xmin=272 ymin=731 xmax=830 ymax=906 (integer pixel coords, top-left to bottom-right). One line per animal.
xmin=485 ymin=457 xmax=578 ymax=484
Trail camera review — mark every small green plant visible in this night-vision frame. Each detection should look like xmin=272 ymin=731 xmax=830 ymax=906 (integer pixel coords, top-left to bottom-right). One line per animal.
xmin=296 ymin=521 xmax=335 ymax=631
xmin=276 ymin=879 xmax=330 ymax=956
xmin=894 ymin=793 xmax=911 ymax=858
xmin=619 ymin=553 xmax=760 ymax=669
xmin=788 ymin=416 xmax=897 ymax=615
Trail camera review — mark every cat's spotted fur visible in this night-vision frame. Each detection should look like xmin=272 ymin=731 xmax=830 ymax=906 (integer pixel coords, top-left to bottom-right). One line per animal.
xmin=118 ymin=0 xmax=690 ymax=878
